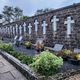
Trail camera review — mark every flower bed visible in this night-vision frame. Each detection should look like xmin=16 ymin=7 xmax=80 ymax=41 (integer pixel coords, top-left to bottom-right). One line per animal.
xmin=0 ymin=41 xmax=63 ymax=77
xmin=0 ymin=40 xmax=80 ymax=80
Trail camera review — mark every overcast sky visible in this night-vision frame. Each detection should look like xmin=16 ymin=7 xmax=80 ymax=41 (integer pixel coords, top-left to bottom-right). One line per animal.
xmin=0 ymin=0 xmax=80 ymax=16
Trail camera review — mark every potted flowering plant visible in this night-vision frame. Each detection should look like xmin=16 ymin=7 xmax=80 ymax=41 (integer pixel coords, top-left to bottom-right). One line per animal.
xmin=36 ymin=42 xmax=44 ymax=53
xmin=56 ymin=49 xmax=72 ymax=61
xmin=68 ymin=53 xmax=80 ymax=65
xmin=24 ymin=41 xmax=32 ymax=49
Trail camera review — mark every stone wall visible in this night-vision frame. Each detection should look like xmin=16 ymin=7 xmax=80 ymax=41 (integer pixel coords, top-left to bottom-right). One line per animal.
xmin=1 ymin=3 xmax=80 ymax=49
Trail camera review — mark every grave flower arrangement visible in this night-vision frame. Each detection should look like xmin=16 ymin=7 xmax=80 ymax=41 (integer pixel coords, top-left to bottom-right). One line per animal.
xmin=68 ymin=53 xmax=80 ymax=65
xmin=56 ymin=49 xmax=72 ymax=61
xmin=24 ymin=41 xmax=32 ymax=49
xmin=35 ymin=42 xmax=44 ymax=52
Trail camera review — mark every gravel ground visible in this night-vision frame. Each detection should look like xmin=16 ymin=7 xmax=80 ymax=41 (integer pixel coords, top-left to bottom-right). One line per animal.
xmin=65 ymin=74 xmax=80 ymax=80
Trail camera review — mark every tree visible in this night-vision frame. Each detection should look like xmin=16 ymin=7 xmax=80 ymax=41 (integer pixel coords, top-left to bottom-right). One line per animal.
xmin=35 ymin=8 xmax=53 ymax=15
xmin=2 ymin=6 xmax=23 ymax=23
xmin=20 ymin=16 xmax=29 ymax=20
xmin=13 ymin=7 xmax=23 ymax=21
xmin=2 ymin=6 xmax=13 ymax=23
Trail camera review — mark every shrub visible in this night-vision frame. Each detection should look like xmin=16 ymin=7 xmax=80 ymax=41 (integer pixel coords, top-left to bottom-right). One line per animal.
xmin=21 ymin=55 xmax=33 ymax=65
xmin=9 ymin=51 xmax=21 ymax=58
xmin=24 ymin=41 xmax=32 ymax=49
xmin=17 ymin=54 xmax=26 ymax=61
xmin=0 ymin=42 xmax=13 ymax=52
xmin=29 ymin=51 xmax=63 ymax=76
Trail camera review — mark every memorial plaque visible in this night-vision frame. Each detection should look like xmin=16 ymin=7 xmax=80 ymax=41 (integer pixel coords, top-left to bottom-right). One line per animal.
xmin=53 ymin=44 xmax=63 ymax=51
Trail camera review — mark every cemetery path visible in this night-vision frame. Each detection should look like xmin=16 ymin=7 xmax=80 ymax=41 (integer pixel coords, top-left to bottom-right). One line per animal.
xmin=0 ymin=55 xmax=27 ymax=80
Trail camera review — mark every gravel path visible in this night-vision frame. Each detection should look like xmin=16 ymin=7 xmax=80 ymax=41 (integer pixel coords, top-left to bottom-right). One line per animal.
xmin=65 ymin=74 xmax=80 ymax=80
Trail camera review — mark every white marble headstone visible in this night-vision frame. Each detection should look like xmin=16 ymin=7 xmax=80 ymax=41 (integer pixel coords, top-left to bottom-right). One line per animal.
xmin=18 ymin=36 xmax=23 ymax=41
xmin=51 ymin=16 xmax=59 ymax=32
xmin=13 ymin=27 xmax=15 ymax=35
xmin=74 ymin=48 xmax=80 ymax=53
xmin=16 ymin=24 xmax=18 ymax=34
xmin=53 ymin=44 xmax=63 ymax=52
xmin=23 ymin=22 xmax=26 ymax=33
xmin=41 ymin=21 xmax=48 ymax=35
xmin=34 ymin=20 xmax=39 ymax=33
xmin=64 ymin=16 xmax=75 ymax=38
xmin=14 ymin=35 xmax=18 ymax=40
xmin=19 ymin=25 xmax=22 ymax=35
xmin=28 ymin=23 xmax=32 ymax=35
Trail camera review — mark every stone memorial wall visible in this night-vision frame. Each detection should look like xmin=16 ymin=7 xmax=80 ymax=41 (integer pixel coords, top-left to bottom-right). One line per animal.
xmin=1 ymin=3 xmax=80 ymax=49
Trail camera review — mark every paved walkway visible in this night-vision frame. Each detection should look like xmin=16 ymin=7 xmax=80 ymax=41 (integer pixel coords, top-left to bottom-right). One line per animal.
xmin=0 ymin=55 xmax=27 ymax=80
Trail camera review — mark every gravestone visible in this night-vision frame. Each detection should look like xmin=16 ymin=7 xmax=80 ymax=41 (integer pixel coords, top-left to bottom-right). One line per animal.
xmin=28 ymin=23 xmax=32 ymax=35
xmin=34 ymin=20 xmax=39 ymax=35
xmin=51 ymin=16 xmax=59 ymax=37
xmin=74 ymin=48 xmax=80 ymax=53
xmin=64 ymin=16 xmax=75 ymax=38
xmin=12 ymin=26 xmax=15 ymax=36
xmin=18 ymin=36 xmax=23 ymax=42
xmin=19 ymin=25 xmax=22 ymax=35
xmin=23 ymin=22 xmax=26 ymax=33
xmin=16 ymin=24 xmax=18 ymax=35
xmin=14 ymin=35 xmax=18 ymax=44
xmin=28 ymin=23 xmax=32 ymax=39
xmin=53 ymin=44 xmax=63 ymax=52
xmin=41 ymin=21 xmax=48 ymax=39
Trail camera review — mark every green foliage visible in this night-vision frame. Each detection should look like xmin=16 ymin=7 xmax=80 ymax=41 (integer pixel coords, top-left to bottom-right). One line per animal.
xmin=29 ymin=51 xmax=63 ymax=76
xmin=20 ymin=16 xmax=28 ymax=20
xmin=24 ymin=41 xmax=32 ymax=49
xmin=9 ymin=51 xmax=21 ymax=58
xmin=21 ymin=55 xmax=33 ymax=65
xmin=0 ymin=42 xmax=13 ymax=52
xmin=9 ymin=50 xmax=33 ymax=65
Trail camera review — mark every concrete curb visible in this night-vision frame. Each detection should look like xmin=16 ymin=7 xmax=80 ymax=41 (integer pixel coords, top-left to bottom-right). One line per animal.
xmin=0 ymin=50 xmax=37 ymax=80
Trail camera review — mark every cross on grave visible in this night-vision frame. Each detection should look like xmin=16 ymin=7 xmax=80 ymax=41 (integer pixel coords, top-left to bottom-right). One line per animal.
xmin=10 ymin=26 xmax=12 ymax=34
xmin=64 ymin=16 xmax=75 ymax=38
xmin=16 ymin=24 xmax=18 ymax=35
xmin=51 ymin=16 xmax=59 ymax=32
xmin=28 ymin=23 xmax=32 ymax=35
xmin=7 ymin=27 xmax=10 ymax=34
xmin=0 ymin=28 xmax=1 ymax=33
xmin=23 ymin=22 xmax=26 ymax=33
xmin=18 ymin=36 xmax=23 ymax=42
xmin=4 ymin=27 xmax=6 ymax=34
xmin=13 ymin=27 xmax=15 ymax=35
xmin=5 ymin=27 xmax=7 ymax=33
xmin=34 ymin=20 xmax=39 ymax=35
xmin=19 ymin=25 xmax=22 ymax=35
xmin=41 ymin=21 xmax=48 ymax=35
xmin=2 ymin=27 xmax=5 ymax=34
